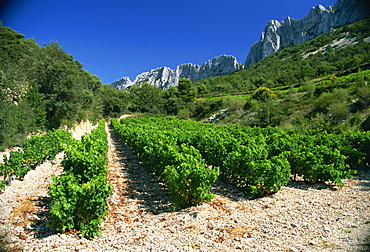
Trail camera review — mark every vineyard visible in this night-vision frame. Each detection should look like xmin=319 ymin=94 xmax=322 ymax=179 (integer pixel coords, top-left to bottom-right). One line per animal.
xmin=0 ymin=117 xmax=369 ymax=250
xmin=1 ymin=116 xmax=369 ymax=237
xmin=197 ymin=69 xmax=370 ymax=101
xmin=1 ymin=11 xmax=369 ymax=250
xmin=0 ymin=129 xmax=73 ymax=189
xmin=112 ymin=117 xmax=370 ymax=209
xmin=0 ymin=120 xmax=112 ymax=239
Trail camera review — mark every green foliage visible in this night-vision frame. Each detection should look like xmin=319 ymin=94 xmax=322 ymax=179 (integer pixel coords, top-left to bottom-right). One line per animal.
xmin=1 ymin=129 xmax=73 ymax=181
xmin=49 ymin=120 xmax=112 ymax=239
xmin=249 ymin=155 xmax=291 ymax=195
xmin=0 ymin=95 xmax=38 ymax=150
xmin=163 ymin=144 xmax=219 ymax=208
xmin=22 ymin=130 xmax=71 ymax=166
xmin=192 ymin=99 xmax=224 ymax=120
xmin=328 ymin=101 xmax=348 ymax=121
xmin=361 ymin=114 xmax=370 ymax=131
xmin=251 ymin=87 xmax=277 ymax=101
xmin=112 ymin=117 xmax=365 ymax=204
xmin=49 ymin=172 xmax=112 ymax=239
xmin=0 ymin=23 xmax=103 ymax=150
xmin=222 ymin=96 xmax=247 ymax=112
xmin=223 ymin=143 xmax=290 ymax=195
xmin=112 ymin=118 xmax=219 ymax=209
xmin=128 ymin=82 xmax=165 ymax=113
xmin=100 ymin=84 xmax=130 ymax=118
xmin=49 ymin=172 xmax=80 ymax=233
xmin=7 ymin=150 xmax=30 ymax=179
xmin=303 ymin=83 xmax=316 ymax=98
xmin=62 ymin=125 xmax=108 ymax=182
xmin=0 ymin=181 xmax=6 ymax=190
xmin=0 ymin=160 xmax=5 ymax=190
xmin=339 ymin=131 xmax=370 ymax=168
xmin=303 ymin=146 xmax=351 ymax=185
xmin=355 ymin=85 xmax=370 ymax=108
xmin=177 ymin=78 xmax=198 ymax=103
xmin=203 ymin=69 xmax=370 ymax=131
xmin=315 ymin=92 xmax=337 ymax=112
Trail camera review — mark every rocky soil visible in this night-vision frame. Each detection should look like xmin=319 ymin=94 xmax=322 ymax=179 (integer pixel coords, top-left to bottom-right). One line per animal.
xmin=0 ymin=122 xmax=369 ymax=251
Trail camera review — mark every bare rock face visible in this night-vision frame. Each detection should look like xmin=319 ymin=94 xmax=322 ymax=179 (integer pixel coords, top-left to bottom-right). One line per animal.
xmin=111 ymin=77 xmax=133 ymax=90
xmin=133 ymin=66 xmax=178 ymax=90
xmin=111 ymin=55 xmax=242 ymax=90
xmin=178 ymin=55 xmax=243 ymax=81
xmin=245 ymin=0 xmax=370 ymax=66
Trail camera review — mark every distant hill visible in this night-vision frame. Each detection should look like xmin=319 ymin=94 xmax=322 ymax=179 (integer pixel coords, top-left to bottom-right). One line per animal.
xmin=190 ymin=16 xmax=370 ymax=132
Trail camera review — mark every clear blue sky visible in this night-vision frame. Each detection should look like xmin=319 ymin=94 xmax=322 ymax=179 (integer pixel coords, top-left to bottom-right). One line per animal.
xmin=1 ymin=0 xmax=337 ymax=84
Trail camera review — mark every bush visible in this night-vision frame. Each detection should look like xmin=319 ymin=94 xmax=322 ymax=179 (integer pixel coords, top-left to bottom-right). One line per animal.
xmin=163 ymin=145 xmax=219 ymax=209
xmin=223 ymin=143 xmax=290 ymax=195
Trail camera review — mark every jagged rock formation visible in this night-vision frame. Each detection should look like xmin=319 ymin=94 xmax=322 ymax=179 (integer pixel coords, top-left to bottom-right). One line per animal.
xmin=112 ymin=55 xmax=242 ymax=90
xmin=112 ymin=0 xmax=369 ymax=90
xmin=111 ymin=77 xmax=133 ymax=90
xmin=245 ymin=0 xmax=370 ymax=66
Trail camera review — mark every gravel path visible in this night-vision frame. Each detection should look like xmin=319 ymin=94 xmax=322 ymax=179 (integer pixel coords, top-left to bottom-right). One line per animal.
xmin=0 ymin=123 xmax=369 ymax=251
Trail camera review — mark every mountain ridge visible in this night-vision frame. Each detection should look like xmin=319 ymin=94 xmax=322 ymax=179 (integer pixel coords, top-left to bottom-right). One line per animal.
xmin=245 ymin=0 xmax=370 ymax=66
xmin=112 ymin=55 xmax=242 ymax=90
xmin=112 ymin=0 xmax=370 ymax=90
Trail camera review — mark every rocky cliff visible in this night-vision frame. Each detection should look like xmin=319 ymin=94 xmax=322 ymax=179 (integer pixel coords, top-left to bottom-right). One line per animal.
xmin=112 ymin=55 xmax=242 ymax=90
xmin=245 ymin=0 xmax=370 ymax=66
xmin=111 ymin=77 xmax=133 ymax=90
xmin=113 ymin=0 xmax=369 ymax=90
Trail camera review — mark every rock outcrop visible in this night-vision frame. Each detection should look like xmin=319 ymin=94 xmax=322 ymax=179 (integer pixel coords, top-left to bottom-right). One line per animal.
xmin=112 ymin=55 xmax=242 ymax=90
xmin=111 ymin=77 xmax=133 ymax=90
xmin=245 ymin=0 xmax=370 ymax=66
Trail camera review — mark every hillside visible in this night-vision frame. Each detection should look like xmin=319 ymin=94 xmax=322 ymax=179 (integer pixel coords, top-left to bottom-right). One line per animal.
xmin=194 ymin=16 xmax=370 ymax=96
xmin=1 ymin=16 xmax=369 ymax=152
xmin=103 ymin=17 xmax=370 ymax=134
xmin=0 ymin=22 xmax=104 ymax=150
xmin=188 ymin=16 xmax=370 ymax=132
xmin=245 ymin=0 xmax=370 ymax=66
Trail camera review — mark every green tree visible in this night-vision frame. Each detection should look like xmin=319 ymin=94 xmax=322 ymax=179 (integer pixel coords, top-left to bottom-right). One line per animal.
xmin=0 ymin=23 xmax=104 ymax=149
xmin=251 ymin=87 xmax=277 ymax=102
xmin=129 ymin=82 xmax=164 ymax=113
xmin=21 ymin=42 xmax=103 ymax=128
xmin=328 ymin=101 xmax=348 ymax=121
xmin=355 ymin=86 xmax=370 ymax=108
xmin=303 ymin=83 xmax=316 ymax=98
xmin=163 ymin=85 xmax=182 ymax=115
xmin=177 ymin=78 xmax=197 ymax=103
xmin=315 ymin=92 xmax=336 ymax=112
xmin=100 ymin=84 xmax=129 ymax=118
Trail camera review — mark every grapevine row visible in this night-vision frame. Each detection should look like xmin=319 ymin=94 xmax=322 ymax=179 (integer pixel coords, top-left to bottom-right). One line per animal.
xmin=48 ymin=120 xmax=112 ymax=239
xmin=111 ymin=118 xmax=218 ymax=209
xmin=0 ymin=130 xmax=73 ymax=189
xmin=112 ymin=117 xmax=369 ymax=208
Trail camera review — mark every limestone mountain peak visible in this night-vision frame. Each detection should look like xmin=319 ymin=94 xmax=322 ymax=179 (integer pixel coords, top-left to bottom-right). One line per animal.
xmin=245 ymin=0 xmax=370 ymax=67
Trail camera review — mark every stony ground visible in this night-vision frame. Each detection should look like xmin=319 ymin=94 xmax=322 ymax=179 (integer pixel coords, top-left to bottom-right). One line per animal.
xmin=0 ymin=122 xmax=369 ymax=251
